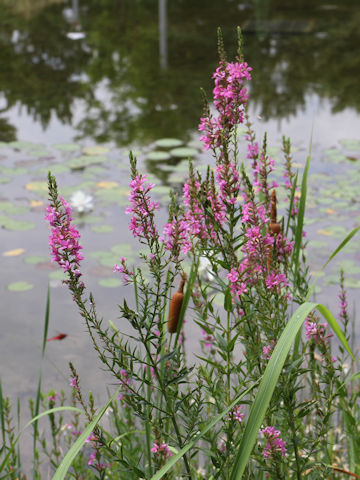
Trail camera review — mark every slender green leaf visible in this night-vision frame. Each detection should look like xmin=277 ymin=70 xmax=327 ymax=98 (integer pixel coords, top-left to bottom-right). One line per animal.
xmin=0 ymin=407 xmax=82 ymax=473
xmin=33 ymin=285 xmax=51 ymax=476
xmin=52 ymin=388 xmax=121 ymax=480
xmin=285 ymin=172 xmax=298 ymax=237
xmin=0 ymin=380 xmax=5 ymax=446
xmin=150 ymin=382 xmax=259 ymax=480
xmin=230 ymin=301 xmax=354 ymax=479
xmin=292 ymin=153 xmax=310 ymax=283
xmin=322 ymin=225 xmax=360 ymax=269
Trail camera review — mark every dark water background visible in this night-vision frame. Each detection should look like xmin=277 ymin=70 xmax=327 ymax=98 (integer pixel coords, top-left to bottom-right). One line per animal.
xmin=1 ymin=0 xmax=360 ymax=419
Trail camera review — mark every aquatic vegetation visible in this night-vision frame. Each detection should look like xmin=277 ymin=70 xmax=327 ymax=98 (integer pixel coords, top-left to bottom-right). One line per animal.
xmin=1 ymin=28 xmax=360 ymax=480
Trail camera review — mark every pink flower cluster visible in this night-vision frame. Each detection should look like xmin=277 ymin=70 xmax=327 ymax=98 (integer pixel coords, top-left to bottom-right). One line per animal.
xmin=260 ymin=426 xmax=287 ymax=459
xmin=215 ymin=161 xmax=241 ymax=206
xmin=160 ymin=218 xmax=192 ymax=255
xmin=125 ymin=174 xmax=159 ymax=241
xmin=113 ymin=257 xmax=134 ymax=284
xmin=229 ymin=405 xmax=245 ymax=423
xmin=262 ymin=343 xmax=274 ymax=360
xmin=199 ymin=61 xmax=252 ymax=150
xmin=305 ymin=317 xmax=333 ymax=344
xmin=151 ymin=442 xmax=172 ymax=457
xmin=45 ymin=196 xmax=83 ymax=276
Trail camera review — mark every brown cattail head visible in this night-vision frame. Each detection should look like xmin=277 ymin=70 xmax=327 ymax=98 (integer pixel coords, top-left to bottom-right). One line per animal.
xmin=271 ymin=189 xmax=277 ymax=224
xmin=269 ymin=222 xmax=281 ymax=235
xmin=167 ymin=274 xmax=186 ymax=334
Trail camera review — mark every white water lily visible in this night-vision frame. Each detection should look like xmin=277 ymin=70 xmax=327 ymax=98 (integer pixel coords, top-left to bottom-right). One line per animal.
xmin=70 ymin=190 xmax=94 ymax=213
xmin=198 ymin=256 xmax=215 ymax=282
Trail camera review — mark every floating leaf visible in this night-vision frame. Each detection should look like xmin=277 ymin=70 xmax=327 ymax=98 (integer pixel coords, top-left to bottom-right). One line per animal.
xmin=0 ymin=217 xmax=36 ymax=231
xmin=3 ymin=248 xmax=25 ymax=257
xmin=97 ymin=181 xmax=118 ymax=189
xmin=98 ymin=278 xmax=122 ymax=288
xmin=146 ymin=151 xmax=171 ymax=161
xmin=91 ymin=225 xmax=114 ymax=233
xmin=169 ymin=147 xmax=198 ymax=158
xmin=24 ymin=255 xmax=48 ymax=265
xmin=30 ymin=200 xmax=44 ymax=208
xmin=49 ymin=270 xmax=67 ymax=280
xmin=110 ymin=244 xmax=133 ymax=257
xmin=0 ymin=202 xmax=28 ymax=214
xmin=155 ymin=138 xmax=183 ymax=149
xmin=317 ymin=229 xmax=334 ymax=236
xmin=8 ymin=281 xmax=33 ymax=292
xmin=38 ymin=164 xmax=69 ymax=175
xmin=0 ymin=166 xmax=28 ymax=175
xmin=53 ymin=143 xmax=80 ymax=152
xmin=68 ymin=156 xmax=107 ymax=170
xmin=25 ymin=181 xmax=48 ymax=191
xmin=82 ymin=146 xmax=110 ymax=156
xmin=0 ymin=177 xmax=11 ymax=184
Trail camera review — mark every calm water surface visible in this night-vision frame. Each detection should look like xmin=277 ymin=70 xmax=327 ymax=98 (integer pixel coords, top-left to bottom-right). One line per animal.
xmin=1 ymin=0 xmax=360 ymax=406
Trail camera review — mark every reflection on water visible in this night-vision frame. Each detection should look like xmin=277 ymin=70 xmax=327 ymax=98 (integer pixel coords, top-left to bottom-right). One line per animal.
xmin=0 ymin=0 xmax=360 ymax=145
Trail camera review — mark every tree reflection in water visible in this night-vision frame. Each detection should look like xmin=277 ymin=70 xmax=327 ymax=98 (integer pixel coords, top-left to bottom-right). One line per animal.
xmin=0 ymin=0 xmax=359 ymax=145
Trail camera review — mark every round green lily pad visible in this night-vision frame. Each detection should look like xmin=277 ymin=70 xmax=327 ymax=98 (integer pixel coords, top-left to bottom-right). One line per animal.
xmin=68 ymin=155 xmax=107 ymax=170
xmin=91 ymin=225 xmax=114 ymax=233
xmin=0 ymin=177 xmax=11 ymax=184
xmin=0 ymin=202 xmax=29 ymax=215
xmin=146 ymin=151 xmax=171 ymax=161
xmin=8 ymin=281 xmax=34 ymax=292
xmin=155 ymin=138 xmax=183 ymax=149
xmin=169 ymin=147 xmax=198 ymax=158
xmin=38 ymin=164 xmax=69 ymax=175
xmin=110 ymin=244 xmax=133 ymax=257
xmin=0 ymin=218 xmax=36 ymax=231
xmin=24 ymin=255 xmax=48 ymax=264
xmin=1 ymin=166 xmax=28 ymax=176
xmin=53 ymin=143 xmax=80 ymax=152
xmin=98 ymin=278 xmax=123 ymax=288
xmin=48 ymin=270 xmax=67 ymax=280
xmin=82 ymin=146 xmax=110 ymax=155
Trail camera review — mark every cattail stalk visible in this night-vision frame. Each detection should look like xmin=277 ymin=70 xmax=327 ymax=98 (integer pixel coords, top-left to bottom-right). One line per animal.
xmin=167 ymin=275 xmax=186 ymax=333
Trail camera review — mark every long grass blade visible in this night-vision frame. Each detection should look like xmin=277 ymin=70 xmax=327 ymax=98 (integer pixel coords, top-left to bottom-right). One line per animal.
xmin=0 ymin=406 xmax=82 ymax=474
xmin=322 ymin=225 xmax=360 ymax=270
xmin=33 ymin=285 xmax=51 ymax=476
xmin=230 ymin=301 xmax=354 ymax=480
xmin=52 ymin=388 xmax=121 ymax=480
xmin=292 ymin=153 xmax=310 ymax=284
xmin=150 ymin=381 xmax=259 ymax=480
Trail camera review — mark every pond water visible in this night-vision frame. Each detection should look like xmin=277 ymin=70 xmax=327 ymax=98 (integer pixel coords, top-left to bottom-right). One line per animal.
xmin=1 ymin=0 xmax=360 ymax=411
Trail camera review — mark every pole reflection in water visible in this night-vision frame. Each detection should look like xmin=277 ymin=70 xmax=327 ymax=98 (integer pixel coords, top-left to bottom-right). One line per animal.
xmin=159 ymin=0 xmax=167 ymax=69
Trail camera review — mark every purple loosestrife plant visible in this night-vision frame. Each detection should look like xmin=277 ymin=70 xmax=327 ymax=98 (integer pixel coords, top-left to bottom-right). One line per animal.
xmin=33 ymin=29 xmax=359 ymax=480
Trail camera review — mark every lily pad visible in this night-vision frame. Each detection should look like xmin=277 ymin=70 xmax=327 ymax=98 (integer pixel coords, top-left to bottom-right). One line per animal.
xmin=68 ymin=155 xmax=107 ymax=170
xmin=39 ymin=164 xmax=69 ymax=175
xmin=0 ymin=217 xmax=36 ymax=231
xmin=25 ymin=181 xmax=48 ymax=192
xmin=3 ymin=248 xmax=25 ymax=257
xmin=155 ymin=138 xmax=183 ymax=149
xmin=339 ymin=139 xmax=360 ymax=151
xmin=82 ymin=146 xmax=110 ymax=155
xmin=0 ymin=177 xmax=11 ymax=184
xmin=96 ymin=187 xmax=129 ymax=205
xmin=53 ymin=143 xmax=80 ymax=152
xmin=8 ymin=281 xmax=34 ymax=292
xmin=170 ymin=147 xmax=198 ymax=159
xmin=91 ymin=225 xmax=114 ymax=233
xmin=146 ymin=151 xmax=171 ymax=161
xmin=97 ymin=181 xmax=118 ymax=189
xmin=0 ymin=202 xmax=29 ymax=215
xmin=0 ymin=166 xmax=28 ymax=175
xmin=49 ymin=270 xmax=67 ymax=280
xmin=24 ymin=255 xmax=48 ymax=264
xmin=110 ymin=244 xmax=133 ymax=257
xmin=98 ymin=278 xmax=123 ymax=288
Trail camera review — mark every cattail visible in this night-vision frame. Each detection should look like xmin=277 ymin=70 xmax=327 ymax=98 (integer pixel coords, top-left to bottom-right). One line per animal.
xmin=269 ymin=189 xmax=281 ymax=235
xmin=167 ymin=275 xmax=186 ymax=333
